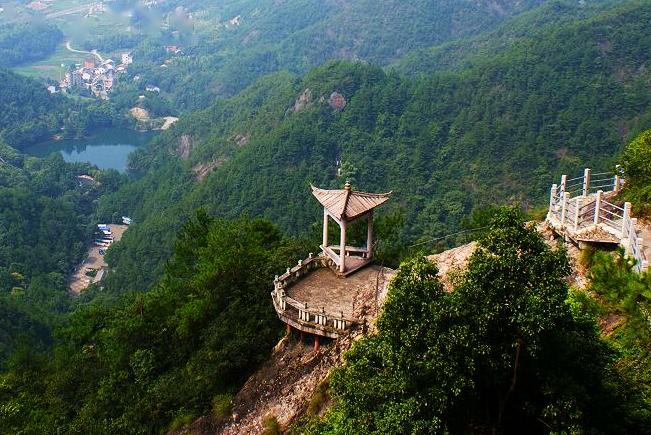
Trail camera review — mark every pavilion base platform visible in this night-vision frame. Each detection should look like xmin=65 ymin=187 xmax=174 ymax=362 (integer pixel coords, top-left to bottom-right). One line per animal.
xmin=271 ymin=255 xmax=392 ymax=339
xmin=321 ymin=245 xmax=372 ymax=277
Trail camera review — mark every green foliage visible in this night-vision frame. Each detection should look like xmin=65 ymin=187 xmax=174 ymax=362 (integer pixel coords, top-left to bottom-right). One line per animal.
xmin=118 ymin=0 xmax=549 ymax=111
xmin=567 ymin=286 xmax=605 ymax=320
xmin=3 ymin=1 xmax=651 ymax=432
xmin=621 ymin=129 xmax=651 ymax=213
xmin=584 ymin=249 xmax=651 ymax=425
xmin=0 ymin=151 xmax=109 ymax=367
xmin=0 ymin=212 xmax=304 ymax=434
xmin=588 ymin=249 xmax=651 ymax=342
xmin=394 ymin=0 xmax=619 ymax=76
xmin=168 ymin=409 xmax=196 ymax=432
xmin=262 ymin=414 xmax=282 ymax=435
xmin=314 ymin=208 xmax=647 ymax=433
xmin=0 ymin=22 xmax=62 ymax=67
xmin=211 ymin=394 xmax=233 ymax=425
xmin=307 ymin=380 xmax=330 ymax=418
xmin=0 ymin=69 xmax=126 ymax=147
xmin=89 ymin=1 xmax=651 ymax=294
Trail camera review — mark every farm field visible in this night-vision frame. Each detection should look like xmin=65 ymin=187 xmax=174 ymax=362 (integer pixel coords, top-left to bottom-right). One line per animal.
xmin=12 ymin=43 xmax=86 ymax=79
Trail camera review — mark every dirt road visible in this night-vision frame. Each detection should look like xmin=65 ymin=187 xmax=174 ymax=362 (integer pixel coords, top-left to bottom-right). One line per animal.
xmin=68 ymin=224 xmax=128 ymax=295
xmin=65 ymin=41 xmax=104 ymax=62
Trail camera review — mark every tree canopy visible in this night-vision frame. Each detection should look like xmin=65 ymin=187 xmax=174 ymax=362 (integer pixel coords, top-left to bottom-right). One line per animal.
xmin=0 ymin=213 xmax=307 ymax=434
xmin=313 ymin=208 xmax=648 ymax=433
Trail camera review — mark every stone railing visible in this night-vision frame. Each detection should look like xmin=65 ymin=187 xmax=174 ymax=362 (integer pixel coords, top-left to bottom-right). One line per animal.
xmin=547 ymin=168 xmax=648 ymax=272
xmin=271 ymin=254 xmax=357 ymax=333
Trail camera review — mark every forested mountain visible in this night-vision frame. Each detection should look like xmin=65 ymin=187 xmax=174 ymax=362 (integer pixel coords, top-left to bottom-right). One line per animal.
xmin=0 ymin=141 xmax=128 ymax=367
xmin=123 ymin=0 xmax=567 ymax=111
xmin=0 ymin=70 xmax=67 ymax=144
xmin=97 ymin=0 xmax=651 ymax=294
xmin=394 ymin=0 xmax=624 ymax=74
xmin=0 ymin=213 xmax=308 ymax=433
xmin=0 ymin=22 xmax=62 ymax=67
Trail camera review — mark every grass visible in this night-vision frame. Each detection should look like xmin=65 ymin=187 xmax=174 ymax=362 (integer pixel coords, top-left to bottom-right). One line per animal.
xmin=13 ymin=44 xmax=86 ymax=80
xmin=307 ymin=380 xmax=330 ymax=417
xmin=168 ymin=409 xmax=196 ymax=432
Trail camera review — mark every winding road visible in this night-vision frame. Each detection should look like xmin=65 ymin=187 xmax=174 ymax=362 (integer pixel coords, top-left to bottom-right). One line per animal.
xmin=65 ymin=41 xmax=104 ymax=62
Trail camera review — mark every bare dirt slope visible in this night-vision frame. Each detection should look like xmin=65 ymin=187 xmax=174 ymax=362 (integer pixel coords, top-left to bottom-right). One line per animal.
xmin=177 ymin=266 xmax=395 ymax=434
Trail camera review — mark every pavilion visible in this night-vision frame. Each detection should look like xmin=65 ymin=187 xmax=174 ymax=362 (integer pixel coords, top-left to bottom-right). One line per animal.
xmin=312 ymin=181 xmax=392 ymax=275
xmin=270 ymin=182 xmax=393 ymax=343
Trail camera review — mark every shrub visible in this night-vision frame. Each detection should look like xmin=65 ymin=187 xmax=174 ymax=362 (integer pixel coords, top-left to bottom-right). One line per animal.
xmin=262 ymin=414 xmax=282 ymax=435
xmin=211 ymin=394 xmax=233 ymax=425
xmin=168 ymin=409 xmax=196 ymax=432
xmin=620 ymin=129 xmax=651 ymax=214
xmin=307 ymin=380 xmax=330 ymax=417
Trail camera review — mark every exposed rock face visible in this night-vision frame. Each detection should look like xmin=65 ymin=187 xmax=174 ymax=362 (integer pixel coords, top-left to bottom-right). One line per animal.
xmin=129 ymin=107 xmax=150 ymax=121
xmin=426 ymin=223 xmax=592 ymax=292
xmin=427 ymin=242 xmax=477 ymax=292
xmin=160 ymin=116 xmax=179 ymax=130
xmin=192 ymin=158 xmax=226 ymax=181
xmin=232 ymin=133 xmax=250 ymax=147
xmin=290 ymin=88 xmax=312 ymax=113
xmin=537 ymin=221 xmax=589 ymax=289
xmin=328 ymin=91 xmax=346 ymax=111
xmin=176 ymin=134 xmax=193 ymax=160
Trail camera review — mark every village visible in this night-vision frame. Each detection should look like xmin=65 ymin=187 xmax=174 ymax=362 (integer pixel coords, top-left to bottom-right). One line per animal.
xmin=54 ymin=51 xmax=133 ymax=99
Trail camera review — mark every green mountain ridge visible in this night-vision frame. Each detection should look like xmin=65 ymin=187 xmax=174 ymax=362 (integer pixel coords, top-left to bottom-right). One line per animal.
xmin=98 ymin=0 xmax=651 ymax=294
xmin=393 ymin=0 xmax=622 ymax=75
xmin=124 ymin=0 xmax=554 ymax=111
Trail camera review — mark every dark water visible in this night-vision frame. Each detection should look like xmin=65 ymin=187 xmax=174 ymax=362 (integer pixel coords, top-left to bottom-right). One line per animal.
xmin=24 ymin=128 xmax=156 ymax=172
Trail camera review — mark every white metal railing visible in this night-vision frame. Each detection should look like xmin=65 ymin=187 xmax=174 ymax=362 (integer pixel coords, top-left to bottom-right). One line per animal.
xmin=547 ymin=168 xmax=647 ymax=272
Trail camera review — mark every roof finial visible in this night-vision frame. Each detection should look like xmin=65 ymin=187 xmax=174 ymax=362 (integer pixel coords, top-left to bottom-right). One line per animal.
xmin=344 ymin=180 xmax=351 ymax=191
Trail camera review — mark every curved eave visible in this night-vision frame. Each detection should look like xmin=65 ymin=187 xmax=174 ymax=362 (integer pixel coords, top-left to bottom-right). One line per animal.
xmin=310 ymin=184 xmax=392 ymax=220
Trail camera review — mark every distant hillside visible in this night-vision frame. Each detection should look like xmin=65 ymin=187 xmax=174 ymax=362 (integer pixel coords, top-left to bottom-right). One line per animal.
xmin=0 ymin=69 xmax=125 ymax=147
xmin=0 ymin=69 xmax=65 ymax=145
xmin=0 ymin=142 xmax=116 ymax=368
xmin=98 ymin=0 xmax=651 ymax=294
xmin=129 ymin=0 xmax=554 ymax=110
xmin=0 ymin=22 xmax=63 ymax=67
xmin=393 ymin=0 xmax=622 ymax=75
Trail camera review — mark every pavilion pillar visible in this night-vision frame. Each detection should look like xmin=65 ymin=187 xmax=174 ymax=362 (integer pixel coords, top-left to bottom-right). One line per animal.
xmin=323 ymin=208 xmax=329 ymax=247
xmin=339 ymin=219 xmax=347 ymax=273
xmin=314 ymin=335 xmax=320 ymax=351
xmin=366 ymin=211 xmax=373 ymax=259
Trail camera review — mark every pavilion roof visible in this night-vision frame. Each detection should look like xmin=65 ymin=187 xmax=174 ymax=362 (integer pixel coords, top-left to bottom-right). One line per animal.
xmin=311 ymin=183 xmax=392 ymax=221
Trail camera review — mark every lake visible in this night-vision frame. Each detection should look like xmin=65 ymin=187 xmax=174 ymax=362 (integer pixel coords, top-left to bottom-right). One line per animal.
xmin=24 ymin=128 xmax=157 ymax=172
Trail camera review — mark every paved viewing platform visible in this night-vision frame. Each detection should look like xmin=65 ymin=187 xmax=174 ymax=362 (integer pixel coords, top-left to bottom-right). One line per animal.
xmin=271 ymin=255 xmax=393 ymax=338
